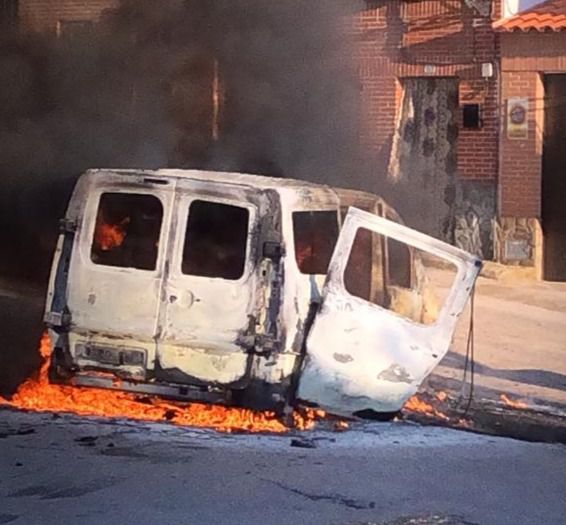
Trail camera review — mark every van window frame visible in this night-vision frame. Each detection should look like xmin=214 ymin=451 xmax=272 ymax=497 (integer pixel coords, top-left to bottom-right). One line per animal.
xmin=171 ymin=195 xmax=257 ymax=284
xmin=82 ymin=188 xmax=168 ymax=276
xmin=339 ymin=205 xmax=416 ymax=298
xmin=341 ymin=224 xmax=457 ymax=327
xmin=291 ymin=208 xmax=340 ymax=276
xmin=384 ymin=211 xmax=415 ymax=290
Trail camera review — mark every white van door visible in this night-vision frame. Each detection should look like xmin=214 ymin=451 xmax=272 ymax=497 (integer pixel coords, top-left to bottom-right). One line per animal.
xmin=297 ymin=207 xmax=482 ymax=416
xmin=65 ymin=176 xmax=175 ymax=377
xmin=155 ymin=182 xmax=263 ymax=386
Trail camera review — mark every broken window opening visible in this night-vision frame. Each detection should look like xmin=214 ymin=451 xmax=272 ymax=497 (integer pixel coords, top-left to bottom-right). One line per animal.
xmin=387 ymin=237 xmax=412 ymax=289
xmin=344 ymin=227 xmax=457 ymax=325
xmin=293 ymin=211 xmax=339 ymax=275
xmin=91 ymin=193 xmax=163 ymax=271
xmin=344 ymin=226 xmax=383 ymax=305
xmin=182 ymin=200 xmax=249 ymax=280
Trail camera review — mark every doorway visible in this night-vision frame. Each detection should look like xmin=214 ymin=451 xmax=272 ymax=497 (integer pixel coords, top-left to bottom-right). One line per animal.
xmin=542 ymin=75 xmax=566 ymax=281
xmin=388 ymin=78 xmax=459 ymax=242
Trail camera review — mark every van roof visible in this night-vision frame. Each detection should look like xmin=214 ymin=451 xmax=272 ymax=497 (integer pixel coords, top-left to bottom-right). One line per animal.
xmin=93 ymin=168 xmax=332 ymax=192
xmin=84 ymin=168 xmax=384 ymax=210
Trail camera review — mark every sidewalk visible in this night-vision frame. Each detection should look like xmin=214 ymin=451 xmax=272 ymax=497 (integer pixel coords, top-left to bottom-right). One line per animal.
xmin=423 ymin=272 xmax=566 ymax=414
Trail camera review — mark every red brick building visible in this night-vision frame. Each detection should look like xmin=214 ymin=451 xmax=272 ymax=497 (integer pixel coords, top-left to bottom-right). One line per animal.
xmin=352 ymin=0 xmax=499 ymax=260
xmin=494 ymin=0 xmax=566 ymax=280
xmin=351 ymin=0 xmax=565 ymax=279
xmin=17 ymin=0 xmax=119 ymax=34
xmin=2 ymin=0 xmax=566 ymax=279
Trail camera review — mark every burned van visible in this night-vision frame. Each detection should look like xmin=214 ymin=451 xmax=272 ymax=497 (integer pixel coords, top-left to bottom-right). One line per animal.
xmin=44 ymin=169 xmax=481 ymax=417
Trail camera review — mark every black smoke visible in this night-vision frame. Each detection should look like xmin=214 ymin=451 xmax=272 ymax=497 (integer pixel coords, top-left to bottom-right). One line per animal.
xmin=0 ymin=0 xmax=365 ymax=283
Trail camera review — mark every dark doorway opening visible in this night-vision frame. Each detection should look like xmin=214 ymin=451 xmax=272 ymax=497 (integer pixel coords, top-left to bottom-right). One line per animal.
xmin=542 ymin=74 xmax=566 ymax=281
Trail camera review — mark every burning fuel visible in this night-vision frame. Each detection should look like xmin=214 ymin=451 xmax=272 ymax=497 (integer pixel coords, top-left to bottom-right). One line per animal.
xmin=1 ymin=334 xmax=476 ymax=433
xmin=500 ymin=394 xmax=529 ymax=410
xmin=404 ymin=394 xmax=450 ymax=422
xmin=0 ymin=334 xmax=333 ymax=433
xmin=403 ymin=392 xmax=473 ymax=429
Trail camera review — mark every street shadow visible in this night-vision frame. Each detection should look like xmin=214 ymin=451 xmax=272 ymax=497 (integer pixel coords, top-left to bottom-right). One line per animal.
xmin=440 ymin=350 xmax=566 ymax=392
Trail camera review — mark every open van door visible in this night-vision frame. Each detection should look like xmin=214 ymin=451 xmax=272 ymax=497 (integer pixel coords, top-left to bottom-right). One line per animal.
xmin=297 ymin=207 xmax=482 ymax=416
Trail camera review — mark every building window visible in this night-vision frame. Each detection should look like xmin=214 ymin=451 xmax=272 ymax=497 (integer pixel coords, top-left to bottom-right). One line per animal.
xmin=91 ymin=193 xmax=163 ymax=271
xmin=182 ymin=200 xmax=249 ymax=280
xmin=0 ymin=0 xmax=18 ymax=30
xmin=293 ymin=211 xmax=339 ymax=275
xmin=462 ymin=104 xmax=482 ymax=129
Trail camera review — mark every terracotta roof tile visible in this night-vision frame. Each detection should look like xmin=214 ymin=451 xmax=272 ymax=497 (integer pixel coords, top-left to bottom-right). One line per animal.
xmin=493 ymin=0 xmax=566 ymax=31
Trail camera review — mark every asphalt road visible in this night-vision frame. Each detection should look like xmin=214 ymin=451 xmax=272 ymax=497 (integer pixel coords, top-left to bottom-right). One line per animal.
xmin=1 ymin=280 xmax=566 ymax=524
xmin=1 ymin=410 xmax=565 ymax=525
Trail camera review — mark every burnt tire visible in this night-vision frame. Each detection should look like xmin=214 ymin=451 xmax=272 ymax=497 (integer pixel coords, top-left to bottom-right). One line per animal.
xmin=48 ymin=347 xmax=74 ymax=383
xmin=231 ymin=381 xmax=289 ymax=414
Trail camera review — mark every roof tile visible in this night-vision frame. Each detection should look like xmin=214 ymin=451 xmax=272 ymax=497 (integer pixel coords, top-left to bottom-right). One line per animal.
xmin=494 ymin=0 xmax=566 ymax=31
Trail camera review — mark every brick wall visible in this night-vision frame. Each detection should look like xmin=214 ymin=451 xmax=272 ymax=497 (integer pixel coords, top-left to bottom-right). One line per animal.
xmin=19 ymin=0 xmax=119 ymax=34
xmin=499 ymin=32 xmax=566 ymax=218
xmin=499 ymin=70 xmax=544 ymax=218
xmin=17 ymin=1 xmax=501 ymax=186
xmin=351 ymin=0 xmax=499 ymax=182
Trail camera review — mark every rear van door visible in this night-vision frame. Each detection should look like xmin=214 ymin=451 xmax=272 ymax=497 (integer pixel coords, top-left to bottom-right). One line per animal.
xmin=65 ymin=174 xmax=175 ymax=375
xmin=155 ymin=180 xmax=271 ymax=387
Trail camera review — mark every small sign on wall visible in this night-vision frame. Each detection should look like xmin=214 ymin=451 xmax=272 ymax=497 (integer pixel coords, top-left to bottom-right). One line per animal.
xmin=504 ymin=239 xmax=531 ymax=261
xmin=507 ymin=97 xmax=529 ymax=139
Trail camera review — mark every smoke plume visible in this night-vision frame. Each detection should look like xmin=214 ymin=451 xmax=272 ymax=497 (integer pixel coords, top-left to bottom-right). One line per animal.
xmin=0 ymin=0 xmax=365 ymax=282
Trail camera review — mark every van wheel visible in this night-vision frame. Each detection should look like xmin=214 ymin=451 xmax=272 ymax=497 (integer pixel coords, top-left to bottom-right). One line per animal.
xmin=231 ymin=381 xmax=289 ymax=414
xmin=48 ymin=347 xmax=74 ymax=383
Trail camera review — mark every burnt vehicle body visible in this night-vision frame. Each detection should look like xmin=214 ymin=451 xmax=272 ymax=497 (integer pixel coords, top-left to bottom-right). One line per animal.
xmin=45 ymin=169 xmax=481 ymax=417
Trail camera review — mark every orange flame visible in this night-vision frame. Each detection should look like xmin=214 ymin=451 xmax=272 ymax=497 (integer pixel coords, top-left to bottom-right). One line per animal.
xmin=500 ymin=394 xmax=528 ymax=410
xmin=94 ymin=217 xmax=129 ymax=251
xmin=435 ymin=391 xmax=448 ymax=402
xmin=404 ymin=393 xmax=474 ymax=429
xmin=0 ymin=333 xmax=337 ymax=433
xmin=404 ymin=394 xmax=450 ymax=421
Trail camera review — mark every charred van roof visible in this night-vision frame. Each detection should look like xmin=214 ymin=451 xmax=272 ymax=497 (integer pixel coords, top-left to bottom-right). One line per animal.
xmin=87 ymin=168 xmax=335 ymax=193
xmin=74 ymin=168 xmax=389 ymax=217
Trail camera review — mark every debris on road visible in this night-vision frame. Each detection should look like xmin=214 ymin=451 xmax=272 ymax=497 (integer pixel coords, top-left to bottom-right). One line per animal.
xmin=290 ymin=437 xmax=317 ymax=449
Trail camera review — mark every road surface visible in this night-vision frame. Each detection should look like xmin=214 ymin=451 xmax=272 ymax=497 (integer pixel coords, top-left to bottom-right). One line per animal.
xmin=1 ymin=409 xmax=565 ymax=525
xmin=1 ymin=278 xmax=566 ymax=524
